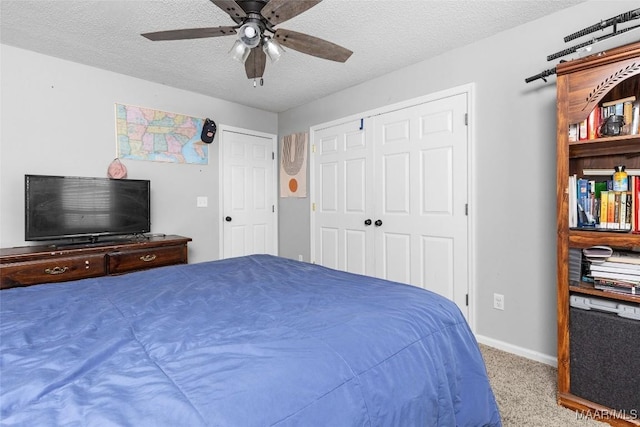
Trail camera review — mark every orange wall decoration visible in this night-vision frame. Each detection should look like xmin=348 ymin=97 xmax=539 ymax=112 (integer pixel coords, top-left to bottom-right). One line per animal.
xmin=280 ymin=132 xmax=308 ymax=198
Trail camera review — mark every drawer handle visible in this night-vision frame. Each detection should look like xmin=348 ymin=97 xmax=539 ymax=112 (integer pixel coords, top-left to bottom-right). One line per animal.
xmin=140 ymin=254 xmax=157 ymax=262
xmin=44 ymin=266 xmax=69 ymax=275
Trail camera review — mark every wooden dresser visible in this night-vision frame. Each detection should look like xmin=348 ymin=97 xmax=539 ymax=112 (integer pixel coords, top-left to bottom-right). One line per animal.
xmin=0 ymin=235 xmax=192 ymax=289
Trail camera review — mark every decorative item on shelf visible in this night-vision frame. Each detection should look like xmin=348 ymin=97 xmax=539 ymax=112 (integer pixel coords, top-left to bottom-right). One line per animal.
xmin=613 ymin=165 xmax=629 ymax=191
xmin=599 ymin=114 xmax=626 ymax=136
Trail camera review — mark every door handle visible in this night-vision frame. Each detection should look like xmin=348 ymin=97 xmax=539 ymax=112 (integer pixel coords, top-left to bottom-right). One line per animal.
xmin=364 ymin=219 xmax=372 ymax=226
xmin=225 ymin=216 xmax=232 ymax=222
xmin=374 ymin=219 xmax=383 ymax=227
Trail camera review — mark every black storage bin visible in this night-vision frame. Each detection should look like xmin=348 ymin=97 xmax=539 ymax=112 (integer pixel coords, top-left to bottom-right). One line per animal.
xmin=569 ymin=306 xmax=640 ymax=412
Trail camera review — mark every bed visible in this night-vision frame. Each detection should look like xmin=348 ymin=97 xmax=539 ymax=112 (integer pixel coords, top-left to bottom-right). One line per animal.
xmin=0 ymin=254 xmax=501 ymax=426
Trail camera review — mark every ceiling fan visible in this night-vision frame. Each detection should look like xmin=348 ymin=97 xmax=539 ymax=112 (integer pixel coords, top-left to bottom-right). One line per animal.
xmin=141 ymin=0 xmax=353 ymax=84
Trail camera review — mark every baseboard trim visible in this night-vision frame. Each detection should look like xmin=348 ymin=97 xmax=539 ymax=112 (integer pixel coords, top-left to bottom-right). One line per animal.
xmin=475 ymin=334 xmax=557 ymax=367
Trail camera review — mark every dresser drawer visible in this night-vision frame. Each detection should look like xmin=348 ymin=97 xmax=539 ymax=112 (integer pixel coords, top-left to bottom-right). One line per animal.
xmin=107 ymin=245 xmax=187 ymax=274
xmin=0 ymin=254 xmax=107 ymax=289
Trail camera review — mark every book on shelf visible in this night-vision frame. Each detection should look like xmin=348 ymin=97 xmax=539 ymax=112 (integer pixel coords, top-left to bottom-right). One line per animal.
xmin=635 ymin=176 xmax=640 ymax=233
xmin=607 ymin=251 xmax=640 ymax=265
xmin=590 ymin=261 xmax=640 ymax=274
xmin=631 ymin=103 xmax=640 ymax=136
xmin=599 ymin=190 xmax=608 ymax=229
xmin=587 ymin=107 xmax=600 ymax=140
xmin=593 ymin=280 xmax=638 ymax=296
xmin=613 ymin=192 xmax=620 ymax=230
xmin=569 ymin=123 xmax=579 ymax=142
xmin=569 ymin=174 xmax=577 ymax=228
xmin=577 ymin=178 xmax=596 ymax=227
xmin=588 ymin=268 xmax=640 ymax=283
xmin=579 ymin=118 xmax=588 ymax=141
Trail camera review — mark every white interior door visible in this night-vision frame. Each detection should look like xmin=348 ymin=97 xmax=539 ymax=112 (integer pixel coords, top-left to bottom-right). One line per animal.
xmin=311 ymin=90 xmax=470 ymax=318
xmin=373 ymin=93 xmax=468 ymax=313
xmin=312 ymin=120 xmax=375 ymax=275
xmin=220 ymin=127 xmax=278 ymax=259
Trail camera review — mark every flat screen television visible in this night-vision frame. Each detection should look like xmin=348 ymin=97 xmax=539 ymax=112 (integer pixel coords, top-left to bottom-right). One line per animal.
xmin=25 ymin=174 xmax=151 ymax=242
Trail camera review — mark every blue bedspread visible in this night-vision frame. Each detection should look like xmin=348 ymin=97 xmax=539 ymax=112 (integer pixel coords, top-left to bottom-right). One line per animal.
xmin=0 ymin=255 xmax=501 ymax=426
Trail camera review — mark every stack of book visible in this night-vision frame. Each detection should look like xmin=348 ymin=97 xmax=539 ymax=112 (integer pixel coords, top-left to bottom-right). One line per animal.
xmin=589 ymin=251 xmax=640 ymax=295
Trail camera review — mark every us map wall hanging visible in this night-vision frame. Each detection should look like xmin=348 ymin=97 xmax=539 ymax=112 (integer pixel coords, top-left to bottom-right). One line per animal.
xmin=115 ymin=103 xmax=208 ymax=164
xmin=280 ymin=132 xmax=308 ymax=198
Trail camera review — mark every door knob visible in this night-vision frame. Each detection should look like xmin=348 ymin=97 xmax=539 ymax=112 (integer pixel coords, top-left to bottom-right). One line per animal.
xmin=364 ymin=219 xmax=372 ymax=226
xmin=374 ymin=219 xmax=383 ymax=226
xmin=225 ymin=216 xmax=232 ymax=222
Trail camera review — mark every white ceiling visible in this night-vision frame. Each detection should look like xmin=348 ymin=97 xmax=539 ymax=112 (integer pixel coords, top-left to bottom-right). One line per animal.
xmin=1 ymin=0 xmax=586 ymax=113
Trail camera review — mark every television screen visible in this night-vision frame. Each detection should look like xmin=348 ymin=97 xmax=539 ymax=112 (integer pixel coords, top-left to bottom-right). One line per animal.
xmin=25 ymin=174 xmax=151 ymax=242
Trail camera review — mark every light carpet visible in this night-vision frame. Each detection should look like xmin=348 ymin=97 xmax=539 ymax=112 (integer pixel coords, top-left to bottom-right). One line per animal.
xmin=480 ymin=344 xmax=609 ymax=427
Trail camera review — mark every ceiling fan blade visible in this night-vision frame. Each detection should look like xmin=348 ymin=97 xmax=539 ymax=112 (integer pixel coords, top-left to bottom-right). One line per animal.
xmin=274 ymin=29 xmax=352 ymax=62
xmin=245 ymin=48 xmax=267 ymax=79
xmin=209 ymin=0 xmax=246 ymax=22
xmin=142 ymin=26 xmax=237 ymax=41
xmin=260 ymin=0 xmax=322 ymax=26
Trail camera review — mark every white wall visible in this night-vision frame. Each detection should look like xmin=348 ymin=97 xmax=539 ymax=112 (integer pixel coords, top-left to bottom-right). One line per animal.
xmin=277 ymin=0 xmax=639 ymax=362
xmin=0 ymin=45 xmax=277 ymax=263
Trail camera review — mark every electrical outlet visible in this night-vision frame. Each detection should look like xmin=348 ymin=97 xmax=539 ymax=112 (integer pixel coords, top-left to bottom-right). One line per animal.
xmin=298 ymin=255 xmax=303 ymax=261
xmin=493 ymin=293 xmax=505 ymax=310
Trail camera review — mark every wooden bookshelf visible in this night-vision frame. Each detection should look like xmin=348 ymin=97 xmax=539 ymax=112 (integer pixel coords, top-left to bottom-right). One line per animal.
xmin=556 ymin=41 xmax=640 ymax=427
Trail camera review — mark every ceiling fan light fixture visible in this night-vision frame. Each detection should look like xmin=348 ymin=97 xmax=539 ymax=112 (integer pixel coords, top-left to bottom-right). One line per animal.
xmin=262 ymin=37 xmax=284 ymax=63
xmin=229 ymin=39 xmax=251 ymax=63
xmin=239 ymin=22 xmax=261 ymax=48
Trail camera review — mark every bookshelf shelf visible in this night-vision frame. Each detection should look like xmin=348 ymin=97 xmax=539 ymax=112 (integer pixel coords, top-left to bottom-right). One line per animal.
xmin=569 ymin=134 xmax=640 ymax=158
xmin=568 ymin=229 xmax=640 ymax=248
xmin=557 ymin=41 xmax=640 ymax=427
xmin=570 ymin=283 xmax=640 ymax=304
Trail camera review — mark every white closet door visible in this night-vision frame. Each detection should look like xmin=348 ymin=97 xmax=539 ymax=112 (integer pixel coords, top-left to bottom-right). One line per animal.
xmin=312 ymin=120 xmax=375 ymax=276
xmin=373 ymin=93 xmax=468 ymax=310
xmin=311 ymin=91 xmax=470 ymax=318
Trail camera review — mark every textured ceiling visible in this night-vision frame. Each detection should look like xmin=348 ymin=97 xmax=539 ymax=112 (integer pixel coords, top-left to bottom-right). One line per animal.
xmin=1 ymin=0 xmax=586 ymax=113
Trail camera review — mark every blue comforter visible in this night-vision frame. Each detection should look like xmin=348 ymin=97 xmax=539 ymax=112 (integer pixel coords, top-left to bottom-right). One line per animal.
xmin=1 ymin=255 xmax=501 ymax=426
